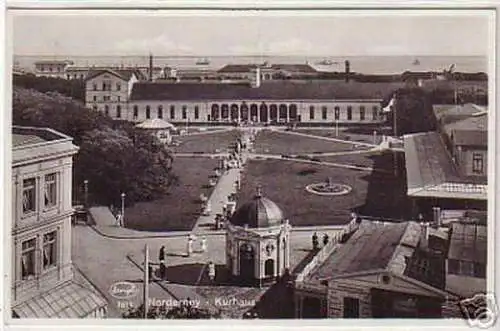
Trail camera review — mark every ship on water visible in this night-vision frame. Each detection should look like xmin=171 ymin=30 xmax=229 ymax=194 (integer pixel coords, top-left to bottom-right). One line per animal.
xmin=413 ymin=58 xmax=421 ymax=65
xmin=196 ymin=58 xmax=210 ymax=65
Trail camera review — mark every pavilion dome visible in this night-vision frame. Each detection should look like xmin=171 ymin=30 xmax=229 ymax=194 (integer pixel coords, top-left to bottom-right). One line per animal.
xmin=135 ymin=118 xmax=176 ymax=130
xmin=230 ymin=188 xmax=285 ymax=228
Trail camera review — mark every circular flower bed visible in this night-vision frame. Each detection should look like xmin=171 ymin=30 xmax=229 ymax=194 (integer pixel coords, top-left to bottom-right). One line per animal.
xmin=305 ymin=182 xmax=352 ymax=196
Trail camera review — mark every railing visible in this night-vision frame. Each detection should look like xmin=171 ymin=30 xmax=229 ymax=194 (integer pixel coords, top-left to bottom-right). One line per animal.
xmin=295 ymin=217 xmax=359 ymax=283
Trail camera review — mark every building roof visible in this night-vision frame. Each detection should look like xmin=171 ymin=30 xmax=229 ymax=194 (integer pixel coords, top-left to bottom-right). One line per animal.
xmin=218 ymin=63 xmax=317 ymax=74
xmin=403 ymin=132 xmax=487 ymax=200
xmin=447 ymin=114 xmax=488 ymax=147
xmin=34 ymin=60 xmax=73 ymax=65
xmin=85 ymin=68 xmax=141 ymax=82
xmin=309 ymin=220 xmax=421 ymax=280
xmin=129 ymin=80 xmax=392 ymax=102
xmin=12 ymin=280 xmax=107 ymax=318
xmin=135 ymin=118 xmax=176 ymax=130
xmin=12 ymin=126 xmax=79 ymax=166
xmin=230 ymin=190 xmax=285 ymax=228
xmin=447 ymin=222 xmax=487 ymax=264
xmin=218 ymin=64 xmax=259 ymax=73
xmin=433 ymin=104 xmax=486 ymax=126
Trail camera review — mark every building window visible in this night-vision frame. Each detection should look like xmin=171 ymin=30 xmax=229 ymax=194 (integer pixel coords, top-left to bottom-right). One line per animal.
xmin=93 ymin=105 xmax=98 ymax=112
xmin=43 ymin=231 xmax=57 ymax=270
xmin=102 ymin=81 xmax=112 ymax=91
xmin=146 ymin=105 xmax=151 ymax=119
xmin=158 ymin=105 xmax=163 ymax=119
xmin=309 ymin=106 xmax=315 ymax=120
xmin=334 ymin=106 xmax=340 ymax=120
xmin=322 ymin=106 xmax=327 ymax=120
xmin=182 ymin=106 xmax=187 ymax=120
xmin=170 ymin=105 xmax=175 ymax=119
xmin=21 ymin=238 xmax=36 ymax=280
xmin=116 ymin=83 xmax=121 ymax=91
xmin=117 ymin=96 xmax=121 ymax=102
xmin=472 ymin=153 xmax=484 ymax=174
xmin=103 ymin=95 xmax=110 ymax=101
xmin=22 ymin=178 xmax=36 ymax=214
xmin=104 ymin=105 xmax=110 ymax=116
xmin=360 ymin=106 xmax=366 ymax=121
xmin=194 ymin=106 xmax=199 ymax=119
xmin=347 ymin=106 xmax=353 ymax=120
xmin=93 ymin=95 xmax=97 ymax=102
xmin=93 ymin=83 xmax=97 ymax=91
xmin=372 ymin=106 xmax=378 ymax=120
xmin=116 ymin=105 xmax=121 ymax=118
xmin=343 ymin=297 xmax=360 ymax=318
xmin=133 ymin=105 xmax=138 ymax=119
xmin=44 ymin=173 xmax=57 ymax=208
xmin=474 ymin=263 xmax=486 ymax=278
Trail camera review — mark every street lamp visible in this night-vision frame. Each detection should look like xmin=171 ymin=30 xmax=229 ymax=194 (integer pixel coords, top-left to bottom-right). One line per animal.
xmin=121 ymin=193 xmax=126 ymax=224
xmin=83 ymin=180 xmax=89 ymax=208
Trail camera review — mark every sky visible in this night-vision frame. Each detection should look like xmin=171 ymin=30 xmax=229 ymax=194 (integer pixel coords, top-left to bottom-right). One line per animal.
xmin=10 ymin=10 xmax=493 ymax=56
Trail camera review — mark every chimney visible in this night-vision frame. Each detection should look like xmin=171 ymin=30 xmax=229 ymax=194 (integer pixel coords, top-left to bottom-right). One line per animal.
xmin=345 ymin=60 xmax=350 ymax=83
xmin=433 ymin=207 xmax=442 ymax=227
xmin=149 ymin=53 xmax=153 ymax=82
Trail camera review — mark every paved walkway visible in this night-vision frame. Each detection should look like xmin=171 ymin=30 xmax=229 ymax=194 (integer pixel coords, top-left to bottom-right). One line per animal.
xmin=273 ymin=128 xmax=379 ymax=148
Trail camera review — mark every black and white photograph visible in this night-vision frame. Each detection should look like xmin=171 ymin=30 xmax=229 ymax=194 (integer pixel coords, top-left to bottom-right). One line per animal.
xmin=2 ymin=3 xmax=497 ymax=329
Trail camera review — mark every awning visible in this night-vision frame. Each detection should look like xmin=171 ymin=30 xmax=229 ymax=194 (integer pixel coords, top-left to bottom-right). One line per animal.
xmin=13 ymin=281 xmax=107 ymax=318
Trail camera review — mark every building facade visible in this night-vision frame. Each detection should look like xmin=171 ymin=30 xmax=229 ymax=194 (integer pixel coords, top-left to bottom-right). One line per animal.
xmin=11 ymin=126 xmax=107 ymax=318
xmin=33 ymin=60 xmax=74 ymax=79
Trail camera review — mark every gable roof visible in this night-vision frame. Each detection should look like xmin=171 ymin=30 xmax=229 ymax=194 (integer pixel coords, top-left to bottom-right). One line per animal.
xmin=129 ymin=80 xmax=394 ymax=102
xmin=85 ymin=68 xmax=141 ymax=82
xmin=308 ymin=220 xmax=421 ymax=280
xmin=433 ymin=103 xmax=486 ymax=126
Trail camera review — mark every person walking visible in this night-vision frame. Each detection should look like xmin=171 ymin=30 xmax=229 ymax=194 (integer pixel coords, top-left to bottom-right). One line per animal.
xmin=312 ymin=232 xmax=319 ymax=250
xmin=159 ymin=245 xmax=166 ymax=262
xmin=207 ymin=261 xmax=216 ymax=283
xmin=187 ymin=236 xmax=194 ymax=257
xmin=323 ymin=233 xmax=330 ymax=246
xmin=200 ymin=236 xmax=207 ymax=253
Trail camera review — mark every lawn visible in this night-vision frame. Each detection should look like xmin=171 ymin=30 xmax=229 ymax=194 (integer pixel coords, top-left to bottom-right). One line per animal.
xmin=317 ymin=151 xmax=378 ymax=168
xmin=124 ymin=157 xmax=219 ymax=231
xmin=237 ymin=159 xmax=369 ymax=226
xmin=294 ymin=126 xmax=392 ymax=145
xmin=253 ymin=130 xmax=356 ymax=155
xmin=172 ymin=130 xmax=241 ymax=153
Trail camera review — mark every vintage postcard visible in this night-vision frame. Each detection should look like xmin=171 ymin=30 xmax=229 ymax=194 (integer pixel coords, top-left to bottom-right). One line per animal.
xmin=2 ymin=3 xmax=497 ymax=331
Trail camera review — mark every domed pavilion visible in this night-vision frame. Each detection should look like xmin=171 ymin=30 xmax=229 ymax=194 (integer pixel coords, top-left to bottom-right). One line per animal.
xmin=225 ymin=186 xmax=292 ymax=287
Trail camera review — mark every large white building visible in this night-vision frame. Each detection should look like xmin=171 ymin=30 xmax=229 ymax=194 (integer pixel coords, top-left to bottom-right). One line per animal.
xmin=11 ymin=126 xmax=107 ymax=318
xmin=85 ymin=68 xmax=390 ymax=126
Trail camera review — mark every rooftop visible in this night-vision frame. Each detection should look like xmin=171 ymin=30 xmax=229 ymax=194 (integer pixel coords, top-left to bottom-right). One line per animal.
xmin=308 ymin=220 xmax=421 ymax=281
xmin=12 ymin=126 xmax=69 ymax=147
xmin=130 ymin=80 xmax=395 ymax=102
xmin=85 ymin=68 xmax=143 ymax=82
xmin=403 ymin=132 xmax=487 ymax=200
xmin=433 ymin=103 xmax=487 ymax=126
xmin=447 ymin=222 xmax=487 ymax=264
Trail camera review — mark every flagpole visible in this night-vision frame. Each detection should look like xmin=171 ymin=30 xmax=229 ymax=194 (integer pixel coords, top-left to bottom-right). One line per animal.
xmin=143 ymin=244 xmax=149 ymax=319
xmin=393 ymin=95 xmax=398 ymax=177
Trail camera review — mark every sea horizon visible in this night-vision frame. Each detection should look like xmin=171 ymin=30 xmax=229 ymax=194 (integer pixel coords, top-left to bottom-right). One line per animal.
xmin=13 ymin=54 xmax=488 ymax=75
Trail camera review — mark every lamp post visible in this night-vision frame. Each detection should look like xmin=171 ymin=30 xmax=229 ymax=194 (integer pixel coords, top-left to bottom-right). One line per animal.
xmin=335 ymin=119 xmax=339 ymax=137
xmin=83 ymin=180 xmax=89 ymax=208
xmin=121 ymin=193 xmax=126 ymax=224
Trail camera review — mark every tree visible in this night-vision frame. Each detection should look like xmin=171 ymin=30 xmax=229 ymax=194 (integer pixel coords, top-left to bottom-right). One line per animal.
xmin=12 ymin=87 xmax=176 ymax=206
xmin=13 ymin=73 xmax=85 ymax=102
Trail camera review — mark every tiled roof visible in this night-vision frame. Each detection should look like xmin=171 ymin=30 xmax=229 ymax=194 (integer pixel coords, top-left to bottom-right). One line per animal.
xmin=447 ymin=222 xmax=487 ymax=264
xmin=230 ymin=194 xmax=284 ymax=228
xmin=309 ymin=220 xmax=418 ymax=280
xmin=12 ymin=126 xmax=69 ymax=147
xmin=433 ymin=104 xmax=486 ymax=126
xmin=85 ymin=68 xmax=141 ymax=82
xmin=129 ymin=81 xmax=392 ymax=101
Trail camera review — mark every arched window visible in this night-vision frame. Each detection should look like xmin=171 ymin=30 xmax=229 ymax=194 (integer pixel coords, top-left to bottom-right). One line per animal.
xmin=322 ymin=106 xmax=328 ymax=120
xmin=221 ymin=104 xmax=229 ymax=119
xmin=170 ymin=105 xmax=175 ymax=119
xmin=265 ymin=259 xmax=274 ymax=277
xmin=372 ymin=106 xmax=379 ymax=120
xmin=347 ymin=106 xmax=352 ymax=120
xmin=334 ymin=106 xmax=340 ymax=120
xmin=158 ymin=105 xmax=163 ymax=119
xmin=259 ymin=103 xmax=268 ymax=122
xmin=230 ymin=104 xmax=239 ymax=121
xmin=250 ymin=104 xmax=258 ymax=121
xmin=182 ymin=105 xmax=187 ymax=119
xmin=146 ymin=105 xmax=151 ymax=119
xmin=289 ymin=104 xmax=298 ymax=120
xmin=116 ymin=105 xmax=121 ymax=118
xmin=211 ymin=104 xmax=220 ymax=121
xmin=309 ymin=105 xmax=315 ymax=120
xmin=240 ymin=103 xmax=249 ymax=121
xmin=360 ymin=106 xmax=366 ymax=121
xmin=133 ymin=105 xmax=138 ymax=119
xmin=194 ymin=105 xmax=199 ymax=120
xmin=269 ymin=104 xmax=278 ymax=121
xmin=279 ymin=104 xmax=288 ymax=120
